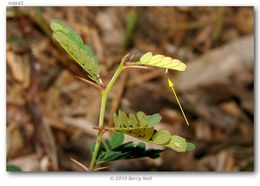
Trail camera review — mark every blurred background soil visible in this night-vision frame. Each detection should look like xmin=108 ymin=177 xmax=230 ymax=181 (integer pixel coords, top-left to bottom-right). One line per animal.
xmin=6 ymin=7 xmax=254 ymax=171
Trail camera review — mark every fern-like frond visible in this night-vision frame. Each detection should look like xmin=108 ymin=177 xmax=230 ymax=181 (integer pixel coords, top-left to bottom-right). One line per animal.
xmin=131 ymin=52 xmax=186 ymax=71
xmin=90 ymin=132 xmax=163 ymax=164
xmin=108 ymin=110 xmax=195 ymax=152
xmin=50 ymin=19 xmax=101 ymax=84
xmin=111 ymin=110 xmax=160 ymax=140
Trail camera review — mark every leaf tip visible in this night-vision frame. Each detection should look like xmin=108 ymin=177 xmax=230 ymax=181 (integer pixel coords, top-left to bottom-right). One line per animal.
xmin=50 ymin=19 xmax=63 ymax=31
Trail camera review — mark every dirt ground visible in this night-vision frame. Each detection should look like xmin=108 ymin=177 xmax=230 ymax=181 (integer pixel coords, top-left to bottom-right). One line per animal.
xmin=6 ymin=7 xmax=254 ymax=171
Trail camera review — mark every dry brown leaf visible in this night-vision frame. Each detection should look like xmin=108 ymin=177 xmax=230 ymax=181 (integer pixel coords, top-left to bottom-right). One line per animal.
xmin=7 ymin=51 xmax=24 ymax=82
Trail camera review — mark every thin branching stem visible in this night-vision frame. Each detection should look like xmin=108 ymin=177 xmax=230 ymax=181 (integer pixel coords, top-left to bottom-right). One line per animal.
xmin=70 ymin=158 xmax=89 ymax=171
xmin=123 ymin=65 xmax=150 ymax=70
xmin=75 ymin=76 xmax=104 ymax=91
xmin=88 ymin=55 xmax=128 ymax=171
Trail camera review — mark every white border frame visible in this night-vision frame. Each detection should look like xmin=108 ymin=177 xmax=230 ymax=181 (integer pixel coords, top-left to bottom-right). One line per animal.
xmin=1 ymin=1 xmax=258 ymax=186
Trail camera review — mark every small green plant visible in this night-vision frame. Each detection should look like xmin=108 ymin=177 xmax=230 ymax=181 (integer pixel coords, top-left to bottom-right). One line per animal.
xmin=6 ymin=164 xmax=22 ymax=172
xmin=50 ymin=19 xmax=195 ymax=171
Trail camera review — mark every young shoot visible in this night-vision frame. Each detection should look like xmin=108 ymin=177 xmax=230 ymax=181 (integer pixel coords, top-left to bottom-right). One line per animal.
xmin=50 ymin=19 xmax=195 ymax=172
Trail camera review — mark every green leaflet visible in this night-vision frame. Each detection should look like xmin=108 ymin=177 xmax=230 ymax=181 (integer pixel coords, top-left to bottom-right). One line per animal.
xmin=109 ymin=132 xmax=124 ymax=149
xmin=132 ymin=52 xmax=186 ymax=71
xmin=147 ymin=113 xmax=162 ymax=127
xmin=6 ymin=164 xmax=22 ymax=172
xmin=151 ymin=130 xmax=171 ymax=145
xmin=50 ymin=19 xmax=101 ymax=84
xmin=166 ymin=135 xmax=187 ymax=152
xmin=186 ymin=142 xmax=196 ymax=151
xmin=109 ymin=110 xmax=195 ymax=152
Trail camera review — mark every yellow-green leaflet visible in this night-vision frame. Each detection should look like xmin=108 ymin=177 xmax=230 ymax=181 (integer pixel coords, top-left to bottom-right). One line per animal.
xmin=133 ymin=52 xmax=186 ymax=71
xmin=50 ymin=19 xmax=101 ymax=84
xmin=108 ymin=110 xmax=195 ymax=152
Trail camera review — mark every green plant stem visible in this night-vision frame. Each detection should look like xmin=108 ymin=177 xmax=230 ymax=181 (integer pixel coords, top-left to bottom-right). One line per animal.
xmin=88 ymin=92 xmax=107 ymax=171
xmin=88 ymin=130 xmax=104 ymax=171
xmin=88 ymin=56 xmax=126 ymax=172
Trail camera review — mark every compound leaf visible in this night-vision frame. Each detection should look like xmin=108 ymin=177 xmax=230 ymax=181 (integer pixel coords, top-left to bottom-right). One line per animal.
xmin=109 ymin=110 xmax=160 ymax=141
xmin=91 ymin=135 xmax=164 ymax=165
xmin=132 ymin=52 xmax=186 ymax=71
xmin=50 ymin=19 xmax=101 ymax=84
xmin=108 ymin=111 xmax=195 ymax=153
